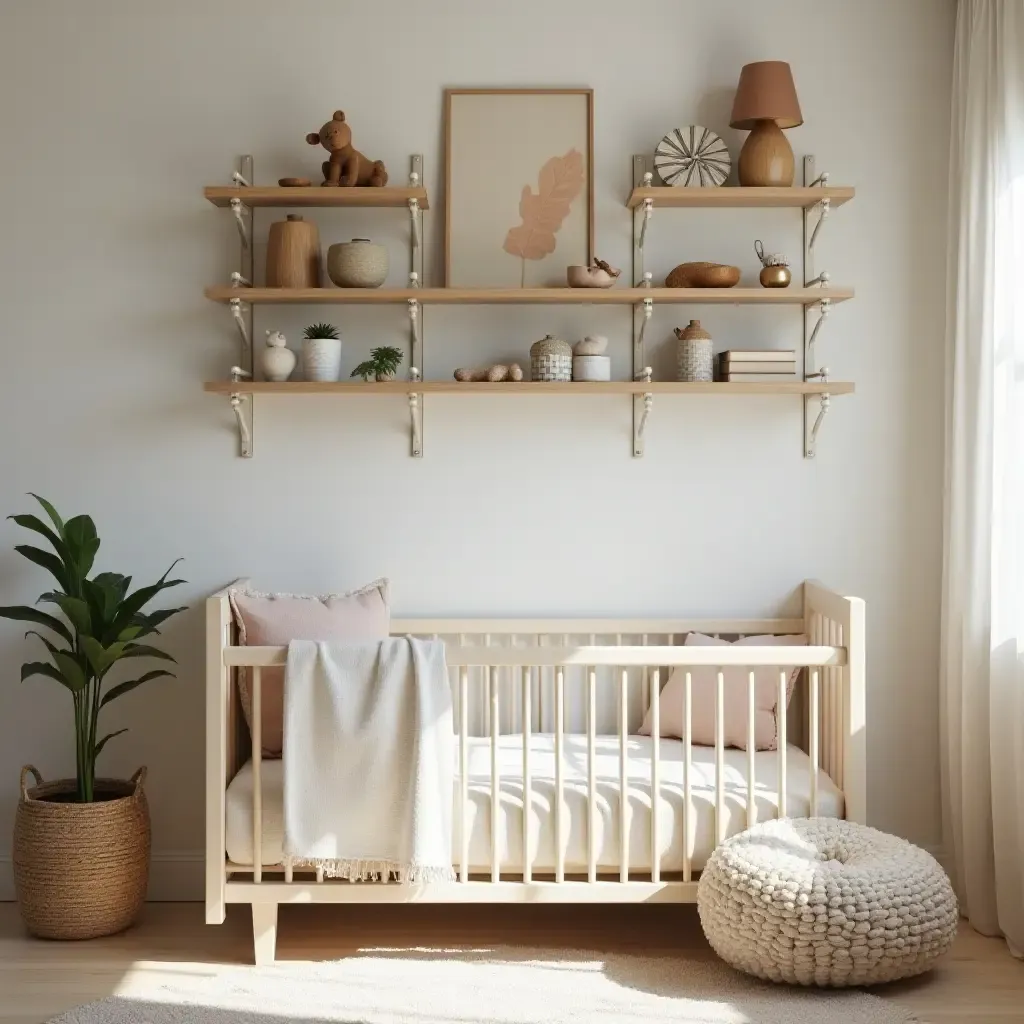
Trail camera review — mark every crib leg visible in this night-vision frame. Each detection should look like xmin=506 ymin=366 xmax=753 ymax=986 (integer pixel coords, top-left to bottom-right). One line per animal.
xmin=251 ymin=902 xmax=278 ymax=966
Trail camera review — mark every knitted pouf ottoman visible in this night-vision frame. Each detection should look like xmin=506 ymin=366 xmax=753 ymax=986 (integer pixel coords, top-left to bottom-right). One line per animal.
xmin=697 ymin=818 xmax=958 ymax=987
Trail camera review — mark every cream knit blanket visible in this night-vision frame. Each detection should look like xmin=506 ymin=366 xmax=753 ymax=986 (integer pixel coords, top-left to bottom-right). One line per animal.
xmin=282 ymin=638 xmax=454 ymax=882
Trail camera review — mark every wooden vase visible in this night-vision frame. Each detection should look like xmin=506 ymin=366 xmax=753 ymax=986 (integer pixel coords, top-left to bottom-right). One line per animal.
xmin=266 ymin=215 xmax=321 ymax=288
xmin=737 ymin=120 xmax=795 ymax=187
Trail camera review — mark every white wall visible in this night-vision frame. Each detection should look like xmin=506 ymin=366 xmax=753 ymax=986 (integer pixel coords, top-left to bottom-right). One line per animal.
xmin=0 ymin=0 xmax=954 ymax=898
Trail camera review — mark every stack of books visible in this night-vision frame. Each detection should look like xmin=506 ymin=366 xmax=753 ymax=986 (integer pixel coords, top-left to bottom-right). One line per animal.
xmin=718 ymin=350 xmax=797 ymax=382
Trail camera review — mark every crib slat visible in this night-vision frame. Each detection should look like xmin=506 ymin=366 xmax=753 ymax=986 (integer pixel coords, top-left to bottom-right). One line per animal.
xmin=777 ymin=669 xmax=788 ymax=818
xmin=315 ymin=864 xmax=324 ymax=884
xmin=747 ymin=669 xmax=757 ymax=828
xmin=810 ymin=668 xmax=820 ymax=816
xmin=284 ymin=858 xmax=293 ymax=884
xmin=619 ymin=668 xmax=629 ymax=883
xmin=837 ymin=622 xmax=846 ymax=789
xmin=831 ymin=618 xmax=840 ymax=782
xmin=491 ymin=666 xmax=500 ymax=882
xmin=251 ymin=667 xmax=262 ymax=883
xmin=460 ymin=666 xmax=469 ymax=883
xmin=555 ymin=665 xmax=565 ymax=884
xmin=650 ymin=667 xmax=661 ymax=883
xmin=715 ymin=668 xmax=725 ymax=844
xmin=483 ymin=634 xmax=492 ymax=736
xmin=683 ymin=671 xmax=692 ymax=882
xmin=641 ymin=634 xmax=649 ymax=716
xmin=522 ymin=665 xmax=532 ymax=883
xmin=587 ymin=666 xmax=597 ymax=884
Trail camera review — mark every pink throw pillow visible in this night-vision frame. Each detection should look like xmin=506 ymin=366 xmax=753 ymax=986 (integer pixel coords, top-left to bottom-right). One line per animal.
xmin=639 ymin=633 xmax=806 ymax=751
xmin=229 ymin=579 xmax=390 ymax=757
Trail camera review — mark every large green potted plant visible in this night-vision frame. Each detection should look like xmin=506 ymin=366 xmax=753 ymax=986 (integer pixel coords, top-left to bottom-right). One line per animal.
xmin=0 ymin=495 xmax=185 ymax=939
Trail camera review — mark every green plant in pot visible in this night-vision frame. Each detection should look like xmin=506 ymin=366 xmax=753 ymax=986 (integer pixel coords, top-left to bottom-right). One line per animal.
xmin=0 ymin=495 xmax=185 ymax=940
xmin=351 ymin=345 xmax=404 ymax=382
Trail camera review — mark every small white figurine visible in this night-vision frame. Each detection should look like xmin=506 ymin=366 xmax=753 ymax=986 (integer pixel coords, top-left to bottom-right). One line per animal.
xmin=261 ymin=330 xmax=297 ymax=382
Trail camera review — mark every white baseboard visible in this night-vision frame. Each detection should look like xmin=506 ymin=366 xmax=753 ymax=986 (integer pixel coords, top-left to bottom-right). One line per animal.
xmin=0 ymin=851 xmax=205 ymax=903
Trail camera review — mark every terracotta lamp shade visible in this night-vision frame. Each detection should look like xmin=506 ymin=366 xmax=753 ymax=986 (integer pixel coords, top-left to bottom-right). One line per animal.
xmin=729 ymin=61 xmax=803 ymax=187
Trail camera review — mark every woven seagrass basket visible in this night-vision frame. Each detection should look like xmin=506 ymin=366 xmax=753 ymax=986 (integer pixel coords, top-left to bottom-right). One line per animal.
xmin=13 ymin=765 xmax=150 ymax=940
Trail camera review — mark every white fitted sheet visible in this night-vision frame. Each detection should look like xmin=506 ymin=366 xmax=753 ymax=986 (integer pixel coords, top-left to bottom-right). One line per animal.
xmin=225 ymin=735 xmax=844 ymax=874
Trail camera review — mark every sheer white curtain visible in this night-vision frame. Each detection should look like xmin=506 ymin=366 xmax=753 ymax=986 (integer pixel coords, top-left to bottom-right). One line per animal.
xmin=941 ymin=0 xmax=1024 ymax=957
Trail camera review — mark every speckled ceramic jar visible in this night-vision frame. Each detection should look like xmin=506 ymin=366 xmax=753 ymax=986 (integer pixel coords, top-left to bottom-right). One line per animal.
xmin=530 ymin=335 xmax=572 ymax=381
xmin=327 ymin=238 xmax=389 ymax=288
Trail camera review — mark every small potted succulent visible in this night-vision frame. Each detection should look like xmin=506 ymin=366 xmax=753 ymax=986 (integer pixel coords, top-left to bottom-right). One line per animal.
xmin=301 ymin=322 xmax=342 ymax=381
xmin=1 ymin=495 xmax=185 ymax=939
xmin=351 ymin=345 xmax=404 ymax=382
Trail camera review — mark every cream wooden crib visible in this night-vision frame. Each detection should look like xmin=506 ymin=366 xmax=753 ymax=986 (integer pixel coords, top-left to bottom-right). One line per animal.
xmin=205 ymin=580 xmax=865 ymax=964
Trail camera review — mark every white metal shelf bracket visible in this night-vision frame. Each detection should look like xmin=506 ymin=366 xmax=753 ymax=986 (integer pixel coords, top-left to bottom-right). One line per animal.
xmin=632 ymin=156 xmax=653 ymax=286
xmin=229 ymin=366 xmax=253 ymax=458
xmin=229 ymin=297 xmax=251 ymax=353
xmin=229 ymin=197 xmax=251 ymax=251
xmin=634 ymin=367 xmax=654 ymax=457
xmin=804 ymin=391 xmax=831 ymax=459
xmin=805 ymin=298 xmax=831 ymax=373
xmin=409 ymin=368 xmax=423 ymax=458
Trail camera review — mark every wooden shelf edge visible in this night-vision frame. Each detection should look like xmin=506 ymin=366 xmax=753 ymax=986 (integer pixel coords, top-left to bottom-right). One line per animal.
xmin=204 ymin=380 xmax=855 ymax=396
xmin=204 ymin=186 xmax=430 ymax=210
xmin=203 ymin=286 xmax=853 ymax=306
xmin=625 ymin=185 xmax=855 ymax=209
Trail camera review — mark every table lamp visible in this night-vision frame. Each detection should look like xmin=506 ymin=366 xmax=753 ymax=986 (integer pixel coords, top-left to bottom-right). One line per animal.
xmin=729 ymin=61 xmax=803 ymax=186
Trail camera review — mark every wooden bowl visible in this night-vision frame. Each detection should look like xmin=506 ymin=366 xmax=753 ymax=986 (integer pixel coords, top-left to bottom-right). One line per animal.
xmin=665 ymin=262 xmax=741 ymax=288
xmin=279 ymin=177 xmax=312 ymax=187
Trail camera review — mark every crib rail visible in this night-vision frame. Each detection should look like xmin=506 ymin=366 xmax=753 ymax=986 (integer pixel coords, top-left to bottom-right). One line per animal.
xmin=205 ymin=581 xmax=865 ymax=926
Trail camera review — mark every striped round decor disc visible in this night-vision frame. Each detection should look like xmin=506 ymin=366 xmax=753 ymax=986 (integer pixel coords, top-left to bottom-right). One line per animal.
xmin=655 ymin=126 xmax=731 ymax=187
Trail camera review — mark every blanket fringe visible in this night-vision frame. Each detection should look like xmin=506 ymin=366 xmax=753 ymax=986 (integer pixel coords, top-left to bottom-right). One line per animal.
xmin=287 ymin=857 xmax=456 ymax=884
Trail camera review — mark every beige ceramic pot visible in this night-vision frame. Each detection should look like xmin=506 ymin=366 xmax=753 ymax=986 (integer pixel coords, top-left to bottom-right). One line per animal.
xmin=327 ymin=238 xmax=389 ymax=288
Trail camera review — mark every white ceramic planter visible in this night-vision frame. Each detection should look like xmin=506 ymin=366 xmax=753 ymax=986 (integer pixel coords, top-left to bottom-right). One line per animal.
xmin=302 ymin=337 xmax=343 ymax=381
xmin=572 ymin=355 xmax=611 ymax=381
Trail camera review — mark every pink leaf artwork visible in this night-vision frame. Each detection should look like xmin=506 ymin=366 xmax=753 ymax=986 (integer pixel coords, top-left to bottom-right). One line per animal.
xmin=503 ymin=149 xmax=585 ymax=287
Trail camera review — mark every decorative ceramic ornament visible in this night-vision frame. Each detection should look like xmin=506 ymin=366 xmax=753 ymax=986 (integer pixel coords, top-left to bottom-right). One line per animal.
xmin=655 ymin=126 xmax=731 ymax=187
xmin=266 ymin=214 xmax=320 ymax=287
xmin=261 ymin=330 xmax=297 ymax=382
xmin=530 ymin=335 xmax=572 ymax=382
xmin=566 ymin=259 xmax=621 ymax=288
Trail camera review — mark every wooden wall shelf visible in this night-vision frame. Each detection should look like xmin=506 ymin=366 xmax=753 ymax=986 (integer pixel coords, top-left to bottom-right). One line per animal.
xmin=205 ymin=286 xmax=852 ymax=307
xmin=626 ymin=185 xmax=854 ymax=210
xmin=204 ymin=186 xmax=430 ymax=209
xmin=205 ymin=380 xmax=854 ymax=397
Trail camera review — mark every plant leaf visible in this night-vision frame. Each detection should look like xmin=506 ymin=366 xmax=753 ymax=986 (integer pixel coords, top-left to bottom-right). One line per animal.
xmin=131 ymin=605 xmax=187 ymax=637
xmin=0 ymin=604 xmax=73 ymax=645
xmin=101 ymin=669 xmax=173 ymax=706
xmin=25 ymin=629 xmax=64 ymax=661
xmin=7 ymin=513 xmax=69 ymax=558
xmin=81 ymin=636 xmax=128 ymax=676
xmin=120 ymin=643 xmax=176 ymax=663
xmin=117 ymin=624 xmax=143 ymax=642
xmin=21 ymin=660 xmax=67 ymax=686
xmin=93 ymin=729 xmax=128 ymax=759
xmin=14 ymin=545 xmax=70 ymax=591
xmin=502 ymin=150 xmax=584 ymax=265
xmin=112 ymin=559 xmax=185 ymax=630
xmin=29 ymin=494 xmax=65 ymax=535
xmin=52 ymin=650 xmax=89 ymax=692
xmin=64 ymin=515 xmax=100 ymax=578
xmin=51 ymin=594 xmax=93 ymax=635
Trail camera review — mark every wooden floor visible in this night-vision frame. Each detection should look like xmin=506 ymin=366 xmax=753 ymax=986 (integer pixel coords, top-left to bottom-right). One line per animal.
xmin=0 ymin=902 xmax=1020 ymax=1023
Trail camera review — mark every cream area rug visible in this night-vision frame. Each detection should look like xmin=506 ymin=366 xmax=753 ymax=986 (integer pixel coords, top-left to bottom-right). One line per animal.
xmin=49 ymin=946 xmax=919 ymax=1024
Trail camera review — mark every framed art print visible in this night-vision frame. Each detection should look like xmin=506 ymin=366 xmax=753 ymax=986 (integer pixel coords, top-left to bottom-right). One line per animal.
xmin=445 ymin=88 xmax=594 ymax=287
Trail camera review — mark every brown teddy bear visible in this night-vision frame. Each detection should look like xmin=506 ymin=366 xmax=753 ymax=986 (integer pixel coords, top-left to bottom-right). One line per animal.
xmin=306 ymin=111 xmax=388 ymax=187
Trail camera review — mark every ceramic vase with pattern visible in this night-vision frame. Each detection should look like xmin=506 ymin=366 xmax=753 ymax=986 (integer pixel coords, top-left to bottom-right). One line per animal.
xmin=302 ymin=337 xmax=343 ymax=381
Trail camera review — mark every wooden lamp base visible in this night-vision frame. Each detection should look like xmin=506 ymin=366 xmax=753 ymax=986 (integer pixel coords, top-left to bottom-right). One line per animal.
xmin=737 ymin=119 xmax=795 ymax=187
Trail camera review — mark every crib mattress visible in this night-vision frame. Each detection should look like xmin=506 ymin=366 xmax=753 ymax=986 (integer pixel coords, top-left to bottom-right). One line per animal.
xmin=225 ymin=735 xmax=844 ymax=875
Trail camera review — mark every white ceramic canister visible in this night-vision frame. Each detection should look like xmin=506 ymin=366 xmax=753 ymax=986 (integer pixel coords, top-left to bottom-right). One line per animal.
xmin=327 ymin=238 xmax=389 ymax=288
xmin=572 ymin=355 xmax=611 ymax=381
xmin=261 ymin=330 xmax=297 ymax=382
xmin=302 ymin=336 xmax=343 ymax=381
